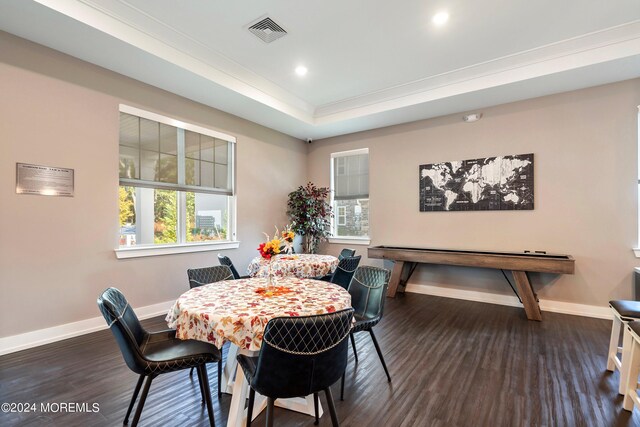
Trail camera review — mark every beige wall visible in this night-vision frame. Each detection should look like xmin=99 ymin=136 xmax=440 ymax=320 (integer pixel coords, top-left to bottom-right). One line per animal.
xmin=0 ymin=33 xmax=306 ymax=337
xmin=310 ymin=79 xmax=640 ymax=307
xmin=1 ymin=30 xmax=639 ymax=341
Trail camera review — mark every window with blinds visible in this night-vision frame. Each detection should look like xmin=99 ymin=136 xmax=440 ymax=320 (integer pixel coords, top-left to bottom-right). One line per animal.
xmin=333 ymin=153 xmax=369 ymax=200
xmin=331 ymin=149 xmax=370 ymax=239
xmin=118 ymin=105 xmax=236 ymax=248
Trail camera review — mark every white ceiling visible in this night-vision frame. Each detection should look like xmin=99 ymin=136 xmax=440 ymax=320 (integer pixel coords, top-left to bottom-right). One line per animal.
xmin=1 ymin=0 xmax=639 ymax=140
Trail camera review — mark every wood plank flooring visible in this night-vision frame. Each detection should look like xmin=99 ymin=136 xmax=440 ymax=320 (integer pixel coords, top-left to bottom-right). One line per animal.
xmin=1 ymin=293 xmax=639 ymax=426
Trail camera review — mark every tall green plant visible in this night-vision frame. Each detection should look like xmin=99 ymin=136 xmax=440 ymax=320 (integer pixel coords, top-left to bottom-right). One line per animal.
xmin=287 ymin=182 xmax=333 ymax=254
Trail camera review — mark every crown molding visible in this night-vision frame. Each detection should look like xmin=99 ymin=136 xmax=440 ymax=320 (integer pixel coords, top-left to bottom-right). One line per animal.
xmin=34 ymin=0 xmax=316 ymax=122
xmin=314 ymin=21 xmax=640 ymax=122
xmin=6 ymin=2 xmax=638 ymax=139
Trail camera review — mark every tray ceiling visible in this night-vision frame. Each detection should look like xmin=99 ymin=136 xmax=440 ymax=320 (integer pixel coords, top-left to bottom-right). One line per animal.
xmin=1 ymin=0 xmax=639 ymax=140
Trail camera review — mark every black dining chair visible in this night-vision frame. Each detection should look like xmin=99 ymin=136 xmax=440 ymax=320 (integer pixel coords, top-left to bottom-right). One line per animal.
xmin=186 ymin=265 xmax=233 ymax=394
xmin=97 ymin=287 xmax=220 ymax=427
xmin=188 ymin=265 xmax=234 ymax=289
xmin=324 ymin=255 xmax=361 ymax=289
xmin=337 ymin=248 xmax=356 ymax=261
xmin=341 ymin=265 xmax=391 ymax=399
xmin=237 ymin=308 xmax=355 ymax=427
xmin=217 ymin=254 xmax=250 ymax=279
xmin=318 ymin=251 xmax=358 ymax=281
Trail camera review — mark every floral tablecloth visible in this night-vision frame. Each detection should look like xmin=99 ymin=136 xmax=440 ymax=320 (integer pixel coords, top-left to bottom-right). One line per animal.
xmin=166 ymin=277 xmax=351 ymax=351
xmin=247 ymin=254 xmax=339 ymax=279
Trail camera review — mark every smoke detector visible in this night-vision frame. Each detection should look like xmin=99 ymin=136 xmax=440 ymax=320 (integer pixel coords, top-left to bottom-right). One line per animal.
xmin=247 ymin=16 xmax=288 ymax=43
xmin=463 ymin=113 xmax=483 ymax=123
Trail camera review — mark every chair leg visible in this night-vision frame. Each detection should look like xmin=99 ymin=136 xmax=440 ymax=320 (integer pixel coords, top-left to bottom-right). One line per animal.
xmin=313 ymin=392 xmax=319 ymax=425
xmin=124 ymin=374 xmax=145 ymax=425
xmin=130 ymin=374 xmax=154 ymax=427
xmin=623 ymin=335 xmax=640 ymax=410
xmin=196 ymin=366 xmax=206 ymax=404
xmin=620 ymin=327 xmax=635 ymax=395
xmin=340 ymin=369 xmax=345 ymax=401
xmin=266 ymin=397 xmax=275 ymax=427
xmin=190 ymin=366 xmax=195 ymax=377
xmin=350 ymin=333 xmax=358 ymax=364
xmin=608 ymin=315 xmax=622 ymax=371
xmin=246 ymin=388 xmax=255 ymax=427
xmin=218 ymin=359 xmax=222 ymax=399
xmin=369 ymin=329 xmax=391 ymax=382
xmin=197 ymin=364 xmax=216 ymax=427
xmin=324 ymin=387 xmax=340 ymax=427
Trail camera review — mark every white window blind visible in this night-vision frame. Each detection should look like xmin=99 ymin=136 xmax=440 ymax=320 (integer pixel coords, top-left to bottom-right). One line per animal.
xmin=333 ymin=152 xmax=369 ymax=200
xmin=118 ymin=108 xmax=234 ymax=196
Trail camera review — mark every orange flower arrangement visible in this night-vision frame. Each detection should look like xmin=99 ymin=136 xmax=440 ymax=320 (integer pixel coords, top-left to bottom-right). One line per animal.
xmin=281 ymin=225 xmax=295 ymax=244
xmin=258 ymin=225 xmax=295 ymax=258
xmin=257 ymin=238 xmax=281 ymax=259
xmin=280 ymin=225 xmax=295 ymax=254
xmin=255 ymin=286 xmax=294 ymax=297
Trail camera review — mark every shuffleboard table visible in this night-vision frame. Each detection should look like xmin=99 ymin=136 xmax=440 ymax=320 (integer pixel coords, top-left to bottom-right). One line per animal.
xmin=367 ymin=246 xmax=575 ymax=321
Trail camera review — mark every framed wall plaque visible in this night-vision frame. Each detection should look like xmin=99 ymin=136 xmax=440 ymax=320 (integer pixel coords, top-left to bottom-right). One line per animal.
xmin=16 ymin=163 xmax=74 ymax=197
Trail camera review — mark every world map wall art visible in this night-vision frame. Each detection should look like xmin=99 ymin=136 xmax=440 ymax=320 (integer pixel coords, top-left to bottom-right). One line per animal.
xmin=419 ymin=153 xmax=534 ymax=211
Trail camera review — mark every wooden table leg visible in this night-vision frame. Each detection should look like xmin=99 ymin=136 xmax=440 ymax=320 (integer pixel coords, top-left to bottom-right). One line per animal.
xmin=227 ymin=359 xmax=249 ymax=427
xmin=220 ymin=344 xmax=238 ymax=394
xmin=512 ymin=270 xmax=542 ymax=321
xmin=387 ymin=261 xmax=404 ymax=297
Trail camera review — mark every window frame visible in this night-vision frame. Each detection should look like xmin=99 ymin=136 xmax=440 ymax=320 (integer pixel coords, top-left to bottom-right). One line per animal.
xmin=635 ymin=106 xmax=640 ymax=257
xmin=115 ymin=105 xmax=239 ymax=259
xmin=328 ymin=148 xmax=371 ymax=246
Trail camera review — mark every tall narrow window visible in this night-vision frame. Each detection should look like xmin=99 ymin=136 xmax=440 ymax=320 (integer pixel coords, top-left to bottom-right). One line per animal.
xmin=331 ymin=149 xmax=369 ymax=240
xmin=118 ymin=105 xmax=236 ymax=249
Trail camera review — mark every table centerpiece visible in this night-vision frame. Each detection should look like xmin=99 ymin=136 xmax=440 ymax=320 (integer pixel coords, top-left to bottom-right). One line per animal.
xmin=256 ymin=226 xmax=296 ymax=293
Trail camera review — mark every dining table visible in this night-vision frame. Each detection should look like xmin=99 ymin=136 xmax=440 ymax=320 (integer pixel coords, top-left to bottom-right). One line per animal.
xmin=166 ymin=276 xmax=352 ymax=427
xmin=247 ymin=253 xmax=339 ymax=279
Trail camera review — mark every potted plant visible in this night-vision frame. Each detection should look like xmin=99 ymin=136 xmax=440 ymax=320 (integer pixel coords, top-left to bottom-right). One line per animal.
xmin=287 ymin=182 xmax=333 ymax=254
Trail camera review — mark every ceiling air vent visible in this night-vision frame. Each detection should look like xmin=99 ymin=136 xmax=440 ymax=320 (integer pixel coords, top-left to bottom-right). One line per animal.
xmin=248 ymin=17 xmax=287 ymax=44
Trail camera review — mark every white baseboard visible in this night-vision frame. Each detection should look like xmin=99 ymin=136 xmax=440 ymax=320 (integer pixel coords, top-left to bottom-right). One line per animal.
xmin=405 ymin=284 xmax=612 ymax=320
xmin=0 ymin=286 xmax=614 ymax=357
xmin=0 ymin=300 xmax=174 ymax=356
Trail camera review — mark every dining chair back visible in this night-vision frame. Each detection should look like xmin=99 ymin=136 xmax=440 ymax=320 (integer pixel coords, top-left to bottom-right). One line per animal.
xmin=341 ymin=266 xmax=391 ymax=400
xmin=217 ymin=254 xmax=248 ymax=279
xmin=237 ymin=309 xmax=355 ymax=426
xmin=97 ymin=287 xmax=147 ymax=374
xmin=98 ymin=287 xmax=220 ymax=427
xmin=331 ymin=255 xmax=361 ymax=289
xmin=187 ymin=265 xmax=233 ymax=289
xmin=349 ymin=265 xmax=391 ymax=321
xmin=338 ymin=248 xmax=356 ymax=261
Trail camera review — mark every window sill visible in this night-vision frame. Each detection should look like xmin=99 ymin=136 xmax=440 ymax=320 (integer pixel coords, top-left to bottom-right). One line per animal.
xmin=327 ymin=237 xmax=371 ymax=246
xmin=115 ymin=241 xmax=240 ymax=259
xmin=633 ymin=248 xmax=640 ymax=258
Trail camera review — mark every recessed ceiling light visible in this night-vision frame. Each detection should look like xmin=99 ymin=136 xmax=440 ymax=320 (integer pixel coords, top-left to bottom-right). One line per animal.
xmin=295 ymin=65 xmax=308 ymax=77
xmin=432 ymin=11 xmax=449 ymax=26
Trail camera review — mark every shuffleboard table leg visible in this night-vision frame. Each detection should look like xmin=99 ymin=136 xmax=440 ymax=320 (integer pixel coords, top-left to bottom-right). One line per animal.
xmin=387 ymin=261 xmax=405 ymax=297
xmin=512 ymin=270 xmax=542 ymax=321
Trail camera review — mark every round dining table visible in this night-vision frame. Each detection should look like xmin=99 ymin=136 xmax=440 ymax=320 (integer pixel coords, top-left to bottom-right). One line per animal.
xmin=165 ymin=276 xmax=351 ymax=427
xmin=247 ymin=253 xmax=339 ymax=279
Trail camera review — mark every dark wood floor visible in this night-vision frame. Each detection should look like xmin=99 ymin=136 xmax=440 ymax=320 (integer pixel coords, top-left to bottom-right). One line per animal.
xmin=1 ymin=293 xmax=639 ymax=427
